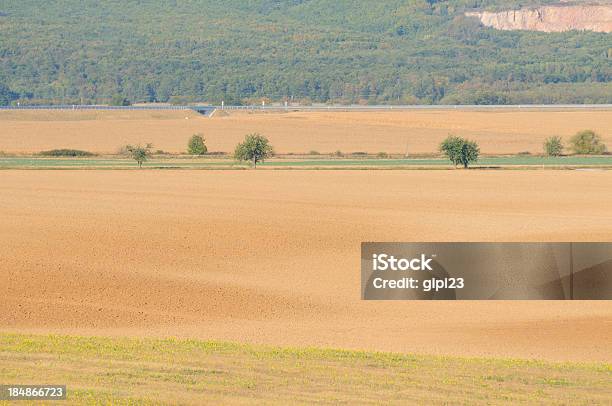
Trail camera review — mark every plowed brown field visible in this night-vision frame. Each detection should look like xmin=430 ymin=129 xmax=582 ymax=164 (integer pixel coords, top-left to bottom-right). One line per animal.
xmin=1 ymin=170 xmax=611 ymax=362
xmin=1 ymin=108 xmax=611 ymax=154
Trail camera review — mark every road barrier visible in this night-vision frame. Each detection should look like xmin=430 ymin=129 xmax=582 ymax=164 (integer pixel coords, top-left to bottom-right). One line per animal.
xmin=2 ymin=104 xmax=612 ymax=113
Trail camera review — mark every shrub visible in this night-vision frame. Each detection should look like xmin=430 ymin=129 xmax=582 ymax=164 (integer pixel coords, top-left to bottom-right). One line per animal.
xmin=569 ymin=130 xmax=607 ymax=155
xmin=110 ymin=95 xmax=131 ymax=106
xmin=187 ymin=134 xmax=207 ymax=155
xmin=543 ymin=136 xmax=564 ymax=157
xmin=333 ymin=150 xmax=344 ymax=158
xmin=440 ymin=135 xmax=480 ymax=168
xmin=308 ymin=150 xmax=320 ymax=155
xmin=39 ymin=149 xmax=96 ymax=157
xmin=351 ymin=152 xmax=368 ymax=157
xmin=234 ymin=133 xmax=273 ymax=168
xmin=377 ymin=152 xmax=389 ymax=159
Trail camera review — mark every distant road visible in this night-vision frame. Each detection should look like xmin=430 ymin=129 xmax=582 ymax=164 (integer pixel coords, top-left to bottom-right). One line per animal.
xmin=221 ymin=104 xmax=612 ymax=111
xmin=2 ymin=104 xmax=612 ymax=115
xmin=0 ymin=104 xmax=215 ymax=116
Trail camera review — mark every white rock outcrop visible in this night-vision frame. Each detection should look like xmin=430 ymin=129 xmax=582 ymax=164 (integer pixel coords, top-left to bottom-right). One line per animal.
xmin=466 ymin=4 xmax=612 ymax=33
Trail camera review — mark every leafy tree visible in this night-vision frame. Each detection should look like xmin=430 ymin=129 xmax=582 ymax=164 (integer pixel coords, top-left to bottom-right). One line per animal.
xmin=234 ymin=133 xmax=273 ymax=168
xmin=126 ymin=143 xmax=152 ymax=168
xmin=440 ymin=135 xmax=480 ymax=168
xmin=187 ymin=134 xmax=207 ymax=155
xmin=569 ymin=130 xmax=607 ymax=155
xmin=543 ymin=136 xmax=564 ymax=157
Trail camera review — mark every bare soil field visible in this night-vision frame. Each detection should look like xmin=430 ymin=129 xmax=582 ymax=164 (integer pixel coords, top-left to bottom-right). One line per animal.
xmin=1 ymin=109 xmax=611 ymax=154
xmin=1 ymin=170 xmax=611 ymax=362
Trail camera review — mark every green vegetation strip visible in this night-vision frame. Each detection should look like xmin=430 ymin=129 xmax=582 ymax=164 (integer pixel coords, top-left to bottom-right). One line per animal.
xmin=261 ymin=156 xmax=612 ymax=167
xmin=0 ymin=158 xmax=239 ymax=168
xmin=1 ymin=156 xmax=612 ymax=169
xmin=0 ymin=333 xmax=610 ymax=405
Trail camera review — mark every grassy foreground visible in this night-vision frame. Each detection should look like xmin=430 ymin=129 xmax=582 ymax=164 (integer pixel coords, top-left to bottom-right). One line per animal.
xmin=0 ymin=334 xmax=610 ymax=405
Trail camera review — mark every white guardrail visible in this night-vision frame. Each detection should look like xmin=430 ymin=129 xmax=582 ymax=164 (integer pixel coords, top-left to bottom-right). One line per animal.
xmin=2 ymin=104 xmax=612 ymax=113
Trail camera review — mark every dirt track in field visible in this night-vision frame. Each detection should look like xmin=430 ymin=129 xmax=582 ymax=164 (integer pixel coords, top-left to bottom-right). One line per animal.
xmin=1 ymin=170 xmax=611 ymax=362
xmin=1 ymin=109 xmax=611 ymax=154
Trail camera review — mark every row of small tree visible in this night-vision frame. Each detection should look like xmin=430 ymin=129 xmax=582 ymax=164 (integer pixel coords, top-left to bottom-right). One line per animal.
xmin=438 ymin=129 xmax=608 ymax=169
xmin=187 ymin=133 xmax=481 ymax=168
xmin=127 ymin=133 xmax=273 ymax=168
xmin=544 ymin=130 xmax=607 ymax=157
xmin=126 ymin=130 xmax=606 ymax=169
xmin=188 ymin=133 xmax=273 ymax=167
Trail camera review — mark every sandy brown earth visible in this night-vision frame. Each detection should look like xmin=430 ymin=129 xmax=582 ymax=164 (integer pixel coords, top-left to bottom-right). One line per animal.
xmin=1 ymin=108 xmax=611 ymax=155
xmin=1 ymin=170 xmax=611 ymax=362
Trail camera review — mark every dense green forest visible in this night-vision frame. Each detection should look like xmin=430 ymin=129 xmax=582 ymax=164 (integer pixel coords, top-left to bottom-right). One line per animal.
xmin=0 ymin=0 xmax=610 ymax=105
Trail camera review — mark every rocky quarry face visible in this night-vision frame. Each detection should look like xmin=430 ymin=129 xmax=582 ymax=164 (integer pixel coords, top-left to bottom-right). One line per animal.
xmin=466 ymin=3 xmax=612 ymax=33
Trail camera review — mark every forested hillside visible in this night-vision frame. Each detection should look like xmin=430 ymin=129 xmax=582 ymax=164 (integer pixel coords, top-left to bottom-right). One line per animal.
xmin=0 ymin=0 xmax=610 ymax=105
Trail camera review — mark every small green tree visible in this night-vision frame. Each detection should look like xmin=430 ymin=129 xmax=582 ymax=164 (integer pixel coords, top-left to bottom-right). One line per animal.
xmin=544 ymin=136 xmax=564 ymax=157
xmin=569 ymin=130 xmax=607 ymax=155
xmin=440 ymin=135 xmax=479 ymax=168
xmin=234 ymin=133 xmax=273 ymax=168
xmin=126 ymin=143 xmax=152 ymax=168
xmin=188 ymin=133 xmax=207 ymax=155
